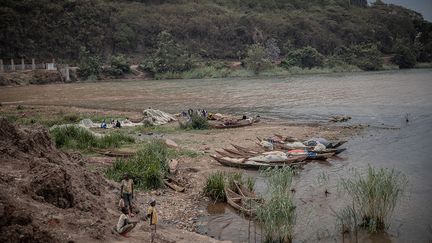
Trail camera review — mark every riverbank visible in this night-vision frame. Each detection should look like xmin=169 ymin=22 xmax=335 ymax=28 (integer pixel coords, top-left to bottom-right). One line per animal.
xmin=0 ymin=103 xmax=362 ymax=242
xmin=2 ymin=63 xmax=432 ymax=86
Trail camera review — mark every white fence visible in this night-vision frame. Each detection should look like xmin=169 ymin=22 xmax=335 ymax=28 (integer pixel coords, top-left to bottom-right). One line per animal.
xmin=0 ymin=58 xmax=70 ymax=81
xmin=0 ymin=58 xmax=57 ymax=72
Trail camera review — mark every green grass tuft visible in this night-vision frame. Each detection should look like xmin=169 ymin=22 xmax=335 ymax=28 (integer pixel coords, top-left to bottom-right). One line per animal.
xmin=203 ymin=171 xmax=226 ymax=201
xmin=256 ymin=166 xmax=296 ymax=242
xmin=339 ymin=165 xmax=408 ymax=233
xmin=50 ymin=125 xmax=134 ymax=150
xmin=105 ymin=140 xmax=170 ymax=190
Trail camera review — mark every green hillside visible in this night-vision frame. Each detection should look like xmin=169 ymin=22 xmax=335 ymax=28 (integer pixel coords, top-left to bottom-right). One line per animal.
xmin=1 ymin=0 xmax=431 ymax=64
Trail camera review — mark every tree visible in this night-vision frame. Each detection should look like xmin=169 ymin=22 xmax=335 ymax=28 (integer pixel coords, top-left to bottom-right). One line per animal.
xmin=281 ymin=46 xmax=324 ymax=69
xmin=140 ymin=31 xmax=193 ymax=74
xmin=77 ymin=47 xmax=102 ymax=80
xmin=265 ymin=38 xmax=280 ymax=63
xmin=103 ymin=55 xmax=131 ymax=77
xmin=392 ymin=44 xmax=416 ymax=69
xmin=244 ymin=44 xmax=273 ymax=74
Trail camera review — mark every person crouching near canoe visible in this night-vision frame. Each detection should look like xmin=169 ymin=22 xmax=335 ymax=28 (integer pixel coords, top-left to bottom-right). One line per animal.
xmin=120 ymin=173 xmax=134 ymax=216
xmin=116 ymin=206 xmax=137 ymax=237
xmin=145 ymin=198 xmax=158 ymax=242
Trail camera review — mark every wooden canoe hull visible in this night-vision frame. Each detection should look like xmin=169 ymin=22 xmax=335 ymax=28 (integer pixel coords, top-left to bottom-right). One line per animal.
xmin=225 ymin=188 xmax=255 ymax=216
xmin=212 ymin=120 xmax=253 ymax=129
xmin=93 ymin=148 xmax=134 ymax=158
xmin=210 ymin=155 xmax=305 ymax=170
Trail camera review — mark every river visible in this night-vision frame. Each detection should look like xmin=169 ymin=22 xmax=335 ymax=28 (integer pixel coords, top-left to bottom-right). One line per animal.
xmin=0 ymin=69 xmax=431 ymax=242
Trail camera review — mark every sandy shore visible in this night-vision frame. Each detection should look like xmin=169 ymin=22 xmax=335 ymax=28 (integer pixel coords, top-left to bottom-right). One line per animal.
xmin=0 ymin=104 xmax=362 ymax=242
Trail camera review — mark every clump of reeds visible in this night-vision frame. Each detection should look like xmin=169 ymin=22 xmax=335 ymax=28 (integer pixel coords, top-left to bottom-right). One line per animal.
xmin=105 ymin=140 xmax=169 ymax=189
xmin=51 ymin=125 xmax=134 ymax=150
xmin=338 ymin=165 xmax=408 ymax=233
xmin=203 ymin=171 xmax=226 ymax=201
xmin=203 ymin=171 xmax=256 ymax=201
xmin=256 ymin=166 xmax=296 ymax=242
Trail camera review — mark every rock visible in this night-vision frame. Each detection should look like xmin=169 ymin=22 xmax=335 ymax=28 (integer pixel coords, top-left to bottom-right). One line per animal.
xmin=165 ymin=138 xmax=178 ymax=148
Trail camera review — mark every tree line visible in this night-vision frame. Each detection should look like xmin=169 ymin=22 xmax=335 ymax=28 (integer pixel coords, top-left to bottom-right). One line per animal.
xmin=0 ymin=0 xmax=431 ymax=71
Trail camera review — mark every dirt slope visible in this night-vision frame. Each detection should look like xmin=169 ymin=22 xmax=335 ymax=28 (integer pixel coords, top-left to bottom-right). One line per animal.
xmin=0 ymin=117 xmax=229 ymax=243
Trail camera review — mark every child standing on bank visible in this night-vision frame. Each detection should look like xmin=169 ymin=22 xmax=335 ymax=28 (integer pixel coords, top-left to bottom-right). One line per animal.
xmin=146 ymin=198 xmax=158 ymax=242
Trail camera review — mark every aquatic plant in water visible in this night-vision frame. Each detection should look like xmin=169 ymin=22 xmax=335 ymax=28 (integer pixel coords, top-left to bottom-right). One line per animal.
xmin=256 ymin=166 xmax=296 ymax=242
xmin=339 ymin=165 xmax=407 ymax=233
xmin=203 ymin=171 xmax=226 ymax=201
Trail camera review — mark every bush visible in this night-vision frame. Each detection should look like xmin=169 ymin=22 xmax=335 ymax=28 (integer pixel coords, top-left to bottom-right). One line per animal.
xmin=179 ymin=114 xmax=209 ymax=130
xmin=50 ymin=126 xmax=134 ymax=150
xmin=105 ymin=140 xmax=170 ymax=190
xmin=281 ymin=46 xmax=324 ymax=69
xmin=336 ymin=44 xmax=383 ymax=71
xmin=256 ymin=167 xmax=296 ymax=242
xmin=244 ymin=44 xmax=273 ymax=74
xmin=103 ymin=55 xmax=131 ymax=77
xmin=392 ymin=45 xmax=417 ymax=69
xmin=140 ymin=31 xmax=194 ymax=75
xmin=77 ymin=46 xmax=102 ymax=79
xmin=340 ymin=165 xmax=407 ymax=233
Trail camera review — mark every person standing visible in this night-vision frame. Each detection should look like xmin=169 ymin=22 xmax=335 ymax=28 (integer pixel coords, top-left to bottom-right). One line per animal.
xmin=146 ymin=198 xmax=158 ymax=242
xmin=120 ymin=173 xmax=134 ymax=216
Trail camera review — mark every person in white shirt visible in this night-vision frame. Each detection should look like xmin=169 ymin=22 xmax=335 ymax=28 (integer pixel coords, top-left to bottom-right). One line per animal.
xmin=116 ymin=207 xmax=137 ymax=236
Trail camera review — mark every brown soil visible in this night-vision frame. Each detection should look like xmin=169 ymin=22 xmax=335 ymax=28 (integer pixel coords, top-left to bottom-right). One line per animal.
xmin=0 ymin=70 xmax=63 ymax=86
xmin=0 ymin=117 xmax=227 ymax=243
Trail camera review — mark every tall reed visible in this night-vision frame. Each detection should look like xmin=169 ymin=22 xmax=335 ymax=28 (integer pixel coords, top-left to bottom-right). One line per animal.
xmin=256 ymin=166 xmax=296 ymax=242
xmin=340 ymin=165 xmax=407 ymax=233
xmin=203 ymin=171 xmax=226 ymax=201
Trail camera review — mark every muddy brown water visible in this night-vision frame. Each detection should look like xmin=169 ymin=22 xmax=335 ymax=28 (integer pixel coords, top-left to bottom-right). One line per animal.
xmin=1 ymin=69 xmax=431 ymax=242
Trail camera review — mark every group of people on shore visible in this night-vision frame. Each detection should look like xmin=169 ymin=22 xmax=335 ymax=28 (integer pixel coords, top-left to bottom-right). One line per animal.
xmin=116 ymin=173 xmax=158 ymax=240
xmin=101 ymin=119 xmax=122 ymax=129
xmin=181 ymin=108 xmax=209 ymax=120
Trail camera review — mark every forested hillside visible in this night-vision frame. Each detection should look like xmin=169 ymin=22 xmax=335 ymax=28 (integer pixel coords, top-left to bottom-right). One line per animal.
xmin=1 ymin=0 xmax=431 ymax=63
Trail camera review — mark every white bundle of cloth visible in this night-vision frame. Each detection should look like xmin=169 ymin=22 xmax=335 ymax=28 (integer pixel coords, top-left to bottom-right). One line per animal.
xmin=249 ymin=152 xmax=289 ymax=163
xmin=143 ymin=109 xmax=177 ymax=125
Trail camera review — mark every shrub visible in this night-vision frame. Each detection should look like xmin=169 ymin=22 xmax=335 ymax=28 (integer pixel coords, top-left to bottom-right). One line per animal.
xmin=140 ymin=31 xmax=194 ymax=75
xmin=77 ymin=46 xmax=102 ymax=79
xmin=392 ymin=45 xmax=417 ymax=69
xmin=336 ymin=44 xmax=383 ymax=71
xmin=340 ymin=165 xmax=408 ymax=233
xmin=50 ymin=126 xmax=134 ymax=150
xmin=244 ymin=44 xmax=273 ymax=74
xmin=256 ymin=166 xmax=296 ymax=242
xmin=105 ymin=140 xmax=170 ymax=190
xmin=112 ymin=55 xmax=131 ymax=73
xmin=281 ymin=46 xmax=324 ymax=69
xmin=103 ymin=55 xmax=131 ymax=77
xmin=203 ymin=171 xmax=226 ymax=201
